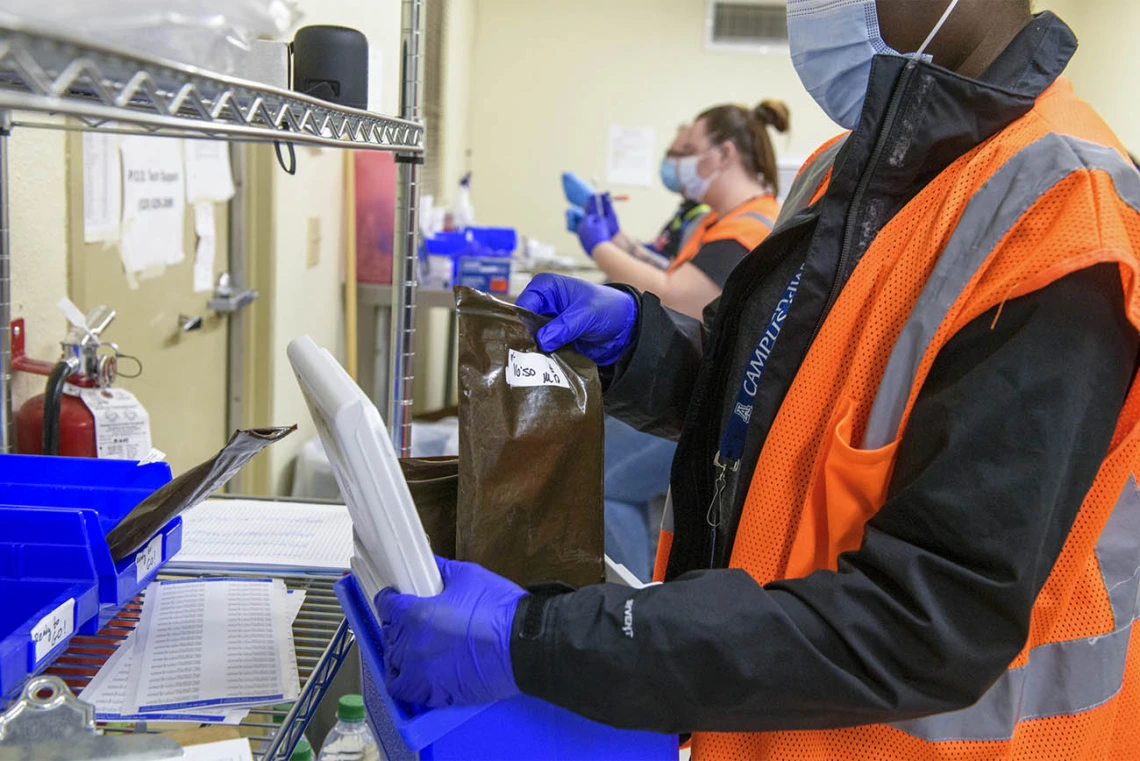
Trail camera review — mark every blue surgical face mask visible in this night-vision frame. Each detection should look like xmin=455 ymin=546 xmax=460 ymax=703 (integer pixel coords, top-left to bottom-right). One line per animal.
xmin=660 ymin=158 xmax=683 ymax=194
xmin=788 ymin=0 xmax=960 ymax=130
xmin=677 ymin=151 xmax=718 ymax=204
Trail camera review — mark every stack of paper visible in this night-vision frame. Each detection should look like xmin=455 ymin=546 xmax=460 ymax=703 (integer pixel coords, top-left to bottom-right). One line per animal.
xmin=81 ymin=579 xmax=303 ymax=723
xmin=168 ymin=498 xmax=353 ymax=574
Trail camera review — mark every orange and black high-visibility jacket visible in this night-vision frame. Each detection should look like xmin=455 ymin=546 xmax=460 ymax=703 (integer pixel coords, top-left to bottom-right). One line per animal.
xmin=667 ymin=193 xmax=780 ymax=287
xmin=511 ymin=12 xmax=1140 ymax=760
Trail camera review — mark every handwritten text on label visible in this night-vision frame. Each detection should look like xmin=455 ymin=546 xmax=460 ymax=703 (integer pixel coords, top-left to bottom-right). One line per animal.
xmin=136 ymin=535 xmax=164 ymax=582
xmin=506 ymin=350 xmax=571 ymax=390
xmin=32 ymin=598 xmax=75 ymax=663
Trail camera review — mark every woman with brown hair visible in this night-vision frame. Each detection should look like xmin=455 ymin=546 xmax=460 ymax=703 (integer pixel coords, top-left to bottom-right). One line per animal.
xmin=579 ymin=99 xmax=790 ymax=319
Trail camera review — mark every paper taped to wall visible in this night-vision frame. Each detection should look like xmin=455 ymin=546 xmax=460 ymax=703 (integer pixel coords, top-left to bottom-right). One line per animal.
xmin=185 ymin=140 xmax=235 ymax=203
xmin=120 ymin=136 xmax=186 ymax=274
xmin=82 ymin=132 xmax=122 ymax=243
xmin=606 ymin=125 xmax=656 ymax=187
xmin=194 ymin=203 xmax=217 ymax=293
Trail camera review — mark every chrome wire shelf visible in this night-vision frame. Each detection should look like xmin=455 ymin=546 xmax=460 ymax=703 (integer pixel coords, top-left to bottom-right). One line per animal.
xmin=44 ymin=572 xmax=355 ymax=761
xmin=0 ymin=18 xmax=424 ymax=152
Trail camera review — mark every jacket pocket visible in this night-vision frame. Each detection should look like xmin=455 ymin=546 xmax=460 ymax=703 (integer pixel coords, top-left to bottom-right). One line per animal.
xmin=785 ymin=397 xmax=900 ymax=578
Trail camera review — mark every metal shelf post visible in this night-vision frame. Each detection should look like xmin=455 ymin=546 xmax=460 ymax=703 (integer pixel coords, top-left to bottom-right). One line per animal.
xmin=388 ymin=0 xmax=426 ymax=456
xmin=0 ymin=111 xmax=10 ymax=451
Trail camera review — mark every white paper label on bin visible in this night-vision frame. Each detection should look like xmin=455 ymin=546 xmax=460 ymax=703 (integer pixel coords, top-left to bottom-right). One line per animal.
xmin=32 ymin=598 xmax=75 ymax=663
xmin=506 ymin=350 xmax=571 ymax=390
xmin=135 ymin=534 xmax=163 ymax=582
xmin=78 ymin=388 xmax=152 ymax=461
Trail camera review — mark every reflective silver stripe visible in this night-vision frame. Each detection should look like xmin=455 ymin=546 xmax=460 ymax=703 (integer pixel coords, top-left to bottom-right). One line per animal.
xmin=774 ymin=136 xmax=848 ymax=229
xmin=661 ymin=488 xmax=674 ymax=534
xmin=892 ymin=477 xmax=1140 ymax=742
xmin=1098 ymin=475 xmax=1140 ymax=628
xmin=864 ymin=135 xmax=1140 ymax=450
xmin=736 ymin=211 xmax=776 ymax=230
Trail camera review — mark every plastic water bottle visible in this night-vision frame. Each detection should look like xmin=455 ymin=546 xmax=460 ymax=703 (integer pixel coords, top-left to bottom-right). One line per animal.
xmin=273 ymin=702 xmax=312 ymax=761
xmin=317 ymin=695 xmax=381 ymax=761
xmin=291 ymin=737 xmax=314 ymax=761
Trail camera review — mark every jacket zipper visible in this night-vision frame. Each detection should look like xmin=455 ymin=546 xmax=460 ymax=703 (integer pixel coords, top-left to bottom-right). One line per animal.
xmin=809 ymin=60 xmax=918 ymax=346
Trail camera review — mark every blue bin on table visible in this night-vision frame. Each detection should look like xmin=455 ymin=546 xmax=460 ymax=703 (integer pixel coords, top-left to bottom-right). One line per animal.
xmin=465 ymin=226 xmax=517 ymax=256
xmin=0 ymin=454 xmax=182 ymax=697
xmin=420 ymin=227 xmax=517 ymax=295
xmin=335 ymin=574 xmax=679 ymax=760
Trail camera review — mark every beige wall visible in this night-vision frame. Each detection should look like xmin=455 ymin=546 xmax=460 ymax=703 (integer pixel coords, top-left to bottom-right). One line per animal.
xmin=9 ymin=130 xmax=69 ymax=409
xmin=440 ymin=0 xmax=478 ymax=205
xmin=263 ymin=0 xmax=405 ymax=493
xmin=1046 ymin=0 xmax=1140 ymax=153
xmin=464 ymin=0 xmax=840 ymax=255
xmin=416 ymin=0 xmax=480 ymax=413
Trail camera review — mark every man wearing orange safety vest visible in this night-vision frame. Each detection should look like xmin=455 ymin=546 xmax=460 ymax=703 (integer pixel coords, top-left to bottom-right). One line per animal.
xmin=377 ymin=1 xmax=1140 ymax=758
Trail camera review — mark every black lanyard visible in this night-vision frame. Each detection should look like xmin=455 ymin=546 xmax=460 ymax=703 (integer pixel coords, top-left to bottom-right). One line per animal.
xmin=706 ymin=264 xmax=805 ymax=565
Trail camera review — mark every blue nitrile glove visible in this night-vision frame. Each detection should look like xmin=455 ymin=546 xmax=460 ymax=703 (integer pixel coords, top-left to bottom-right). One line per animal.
xmin=576 ymin=212 xmax=615 ymax=257
xmin=561 ymin=171 xmax=595 ymax=208
xmin=565 ymin=206 xmax=585 ymax=234
xmin=583 ymin=192 xmax=620 ymax=239
xmin=515 ymin=273 xmax=638 ymax=366
xmin=376 ymin=556 xmax=525 ymax=709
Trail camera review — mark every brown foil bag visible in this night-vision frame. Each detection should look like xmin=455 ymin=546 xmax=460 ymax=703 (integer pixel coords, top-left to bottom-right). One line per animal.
xmin=106 ymin=426 xmax=296 ymax=561
xmin=455 ymin=286 xmax=604 ymax=587
xmin=400 ymin=456 xmax=458 ymax=560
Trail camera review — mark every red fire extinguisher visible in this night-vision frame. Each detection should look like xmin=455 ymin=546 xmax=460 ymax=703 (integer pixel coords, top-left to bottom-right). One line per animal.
xmin=11 ymin=305 xmax=142 ymax=457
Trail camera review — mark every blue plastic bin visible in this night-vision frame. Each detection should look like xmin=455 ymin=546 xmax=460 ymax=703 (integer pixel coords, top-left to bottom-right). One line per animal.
xmin=423 ymin=231 xmax=468 ymax=257
xmin=465 ymin=226 xmax=517 ymax=256
xmin=0 ymin=455 xmax=182 ymax=651
xmin=0 ymin=505 xmax=101 ymax=698
xmin=421 ymin=228 xmax=515 ymax=295
xmin=455 ymin=257 xmax=511 ymax=294
xmin=335 ymin=575 xmax=678 ymax=760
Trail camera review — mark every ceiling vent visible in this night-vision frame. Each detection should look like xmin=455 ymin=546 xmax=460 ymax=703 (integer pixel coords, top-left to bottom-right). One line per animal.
xmin=707 ymin=1 xmax=788 ymax=52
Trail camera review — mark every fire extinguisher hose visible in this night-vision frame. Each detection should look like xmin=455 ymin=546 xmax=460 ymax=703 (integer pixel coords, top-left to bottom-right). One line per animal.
xmin=42 ymin=359 xmax=74 ymax=456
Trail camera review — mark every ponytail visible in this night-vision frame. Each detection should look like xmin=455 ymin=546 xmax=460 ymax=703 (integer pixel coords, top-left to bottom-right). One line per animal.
xmin=697 ymin=98 xmax=790 ymax=195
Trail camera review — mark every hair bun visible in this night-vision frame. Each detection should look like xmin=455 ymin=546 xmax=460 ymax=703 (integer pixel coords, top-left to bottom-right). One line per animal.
xmin=753 ymin=99 xmax=790 ymax=133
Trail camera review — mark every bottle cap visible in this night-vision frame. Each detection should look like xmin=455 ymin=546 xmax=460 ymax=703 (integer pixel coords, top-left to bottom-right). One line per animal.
xmin=337 ymin=694 xmax=366 ymax=722
xmin=290 ymin=737 xmax=313 ymax=761
xmin=272 ymin=702 xmax=293 ymax=725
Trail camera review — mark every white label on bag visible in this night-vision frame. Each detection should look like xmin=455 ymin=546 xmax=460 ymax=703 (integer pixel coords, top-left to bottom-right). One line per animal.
xmin=506 ymin=350 xmax=571 ymax=389
xmin=77 ymin=388 xmax=152 ymax=461
xmin=32 ymin=598 xmax=75 ymax=663
xmin=136 ymin=534 xmax=164 ymax=582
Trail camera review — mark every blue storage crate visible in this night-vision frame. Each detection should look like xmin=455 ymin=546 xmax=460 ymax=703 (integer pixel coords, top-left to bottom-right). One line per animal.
xmin=423 ymin=232 xmax=468 ymax=257
xmin=420 ymin=228 xmax=515 ymax=294
xmin=335 ymin=575 xmax=678 ymax=760
xmin=455 ymin=256 xmax=511 ymax=294
xmin=465 ymin=226 xmax=517 ymax=256
xmin=0 ymin=455 xmax=182 ymax=628
xmin=0 ymin=506 xmax=101 ymax=698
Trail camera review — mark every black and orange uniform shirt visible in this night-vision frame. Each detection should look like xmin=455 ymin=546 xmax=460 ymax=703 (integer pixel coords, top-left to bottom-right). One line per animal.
xmin=668 ymin=193 xmax=779 ymax=287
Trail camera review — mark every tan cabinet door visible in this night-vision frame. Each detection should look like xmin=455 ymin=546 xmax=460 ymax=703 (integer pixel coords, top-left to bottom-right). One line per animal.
xmin=66 ymin=133 xmax=231 ymax=476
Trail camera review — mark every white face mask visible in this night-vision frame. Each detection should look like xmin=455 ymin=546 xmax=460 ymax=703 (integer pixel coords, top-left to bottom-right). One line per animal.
xmin=677 ymin=148 xmax=721 ymax=203
xmin=788 ymin=0 xmax=960 ymax=130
